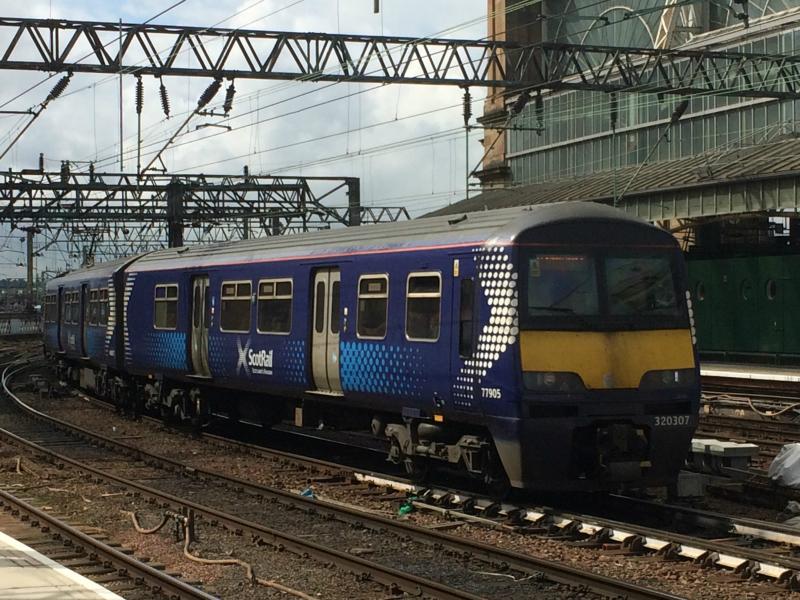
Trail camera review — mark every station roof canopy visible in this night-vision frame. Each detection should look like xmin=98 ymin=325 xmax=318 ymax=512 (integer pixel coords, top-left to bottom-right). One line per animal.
xmin=431 ymin=136 xmax=800 ymax=222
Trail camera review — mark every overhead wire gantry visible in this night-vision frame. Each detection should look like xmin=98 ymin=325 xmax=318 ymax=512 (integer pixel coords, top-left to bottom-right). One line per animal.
xmin=0 ymin=17 xmax=798 ymax=98
xmin=0 ymin=170 xmax=402 ymax=250
xmin=2 ymin=12 xmax=800 ymax=285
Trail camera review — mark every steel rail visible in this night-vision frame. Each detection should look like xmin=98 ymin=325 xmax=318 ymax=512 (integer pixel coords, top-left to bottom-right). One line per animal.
xmin=1 ymin=364 xmax=678 ymax=600
xmin=68 ymin=378 xmax=800 ymax=557
xmin=0 ymin=488 xmax=217 ymax=600
xmin=25 ymin=366 xmax=800 ymax=589
xmin=403 ymin=484 xmax=800 ymax=588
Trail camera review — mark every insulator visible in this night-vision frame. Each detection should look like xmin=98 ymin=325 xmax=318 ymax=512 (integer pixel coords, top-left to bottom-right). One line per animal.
xmin=670 ymin=99 xmax=690 ymax=124
xmin=535 ymin=92 xmax=543 ymax=128
xmin=197 ymin=78 xmax=222 ymax=109
xmin=462 ymin=88 xmax=472 ymax=126
xmin=45 ymin=72 xmax=72 ymax=104
xmin=159 ymin=79 xmax=170 ymax=118
xmin=510 ymin=90 xmax=530 ymax=116
xmin=135 ymin=75 xmax=144 ymax=115
xmin=223 ymin=81 xmax=236 ymax=115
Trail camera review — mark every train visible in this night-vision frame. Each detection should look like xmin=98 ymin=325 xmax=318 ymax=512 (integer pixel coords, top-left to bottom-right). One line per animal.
xmin=43 ymin=201 xmax=700 ymax=493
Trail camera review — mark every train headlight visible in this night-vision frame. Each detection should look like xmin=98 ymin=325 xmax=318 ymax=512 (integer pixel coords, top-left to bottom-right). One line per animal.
xmin=523 ymin=371 xmax=585 ymax=393
xmin=639 ymin=369 xmax=697 ymax=390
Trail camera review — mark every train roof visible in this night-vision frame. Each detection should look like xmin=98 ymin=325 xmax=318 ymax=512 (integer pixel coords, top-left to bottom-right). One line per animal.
xmin=48 ymin=254 xmax=142 ymax=286
xmin=128 ymin=201 xmax=663 ymax=272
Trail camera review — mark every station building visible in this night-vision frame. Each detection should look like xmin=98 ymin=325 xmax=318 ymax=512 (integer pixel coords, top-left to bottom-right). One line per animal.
xmin=449 ymin=1 xmax=800 ymax=362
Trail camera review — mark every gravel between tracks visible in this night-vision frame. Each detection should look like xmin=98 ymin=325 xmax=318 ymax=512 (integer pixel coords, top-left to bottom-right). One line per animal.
xmin=0 ymin=444 xmax=388 ymax=599
xmin=16 ymin=386 xmax=800 ymax=599
xmin=5 ymin=388 xmax=588 ymax=599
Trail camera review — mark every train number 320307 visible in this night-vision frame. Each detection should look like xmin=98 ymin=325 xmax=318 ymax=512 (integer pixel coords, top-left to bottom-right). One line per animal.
xmin=654 ymin=415 xmax=691 ymax=426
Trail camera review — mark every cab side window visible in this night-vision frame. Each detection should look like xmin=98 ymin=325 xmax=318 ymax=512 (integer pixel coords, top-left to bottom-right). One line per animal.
xmin=406 ymin=273 xmax=441 ymax=341
xmin=459 ymin=278 xmax=475 ymax=356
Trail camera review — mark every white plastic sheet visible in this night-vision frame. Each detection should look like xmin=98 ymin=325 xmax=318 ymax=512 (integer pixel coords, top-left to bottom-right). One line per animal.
xmin=769 ymin=443 xmax=800 ymax=488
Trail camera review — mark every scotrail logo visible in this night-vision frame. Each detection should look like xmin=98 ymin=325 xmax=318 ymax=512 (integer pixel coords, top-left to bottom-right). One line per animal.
xmin=236 ymin=338 xmax=273 ymax=376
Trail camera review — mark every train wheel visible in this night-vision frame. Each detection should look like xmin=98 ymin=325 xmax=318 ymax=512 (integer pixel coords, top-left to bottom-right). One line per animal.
xmin=403 ymin=456 xmax=429 ymax=484
xmin=387 ymin=437 xmax=403 ymax=466
xmin=483 ymin=453 xmax=511 ymax=500
xmin=160 ymin=404 xmax=171 ymax=426
xmin=113 ymin=385 xmax=126 ymax=416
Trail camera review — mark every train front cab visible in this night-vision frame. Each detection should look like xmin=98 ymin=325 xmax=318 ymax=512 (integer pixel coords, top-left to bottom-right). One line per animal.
xmin=495 ymin=217 xmax=700 ymax=491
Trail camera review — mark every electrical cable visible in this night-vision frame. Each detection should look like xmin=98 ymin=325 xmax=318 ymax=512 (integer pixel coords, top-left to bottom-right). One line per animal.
xmin=138 ymin=1 xmax=763 ymax=171
xmin=86 ymin=0 xmax=612 ymax=170
xmin=4 ymin=1 xmax=782 ymax=266
xmin=79 ymin=0 xmax=587 ymax=167
xmin=0 ymin=0 xmax=190 ymax=112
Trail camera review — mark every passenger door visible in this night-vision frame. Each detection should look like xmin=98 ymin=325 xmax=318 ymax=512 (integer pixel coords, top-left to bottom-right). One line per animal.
xmin=450 ymin=256 xmax=480 ymax=411
xmin=57 ymin=286 xmax=64 ymax=352
xmin=311 ymin=268 xmax=342 ymax=393
xmin=80 ymin=283 xmax=89 ymax=357
xmin=190 ymin=275 xmax=211 ymax=377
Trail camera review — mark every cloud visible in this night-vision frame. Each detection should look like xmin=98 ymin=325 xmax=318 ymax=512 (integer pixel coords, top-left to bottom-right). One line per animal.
xmin=0 ymin=0 xmax=486 ymax=277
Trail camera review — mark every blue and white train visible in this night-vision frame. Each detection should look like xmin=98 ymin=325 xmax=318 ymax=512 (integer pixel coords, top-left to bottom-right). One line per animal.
xmin=43 ymin=202 xmax=700 ymax=492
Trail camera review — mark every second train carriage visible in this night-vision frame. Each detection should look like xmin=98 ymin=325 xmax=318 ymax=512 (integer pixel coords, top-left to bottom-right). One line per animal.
xmin=44 ymin=202 xmax=700 ymax=491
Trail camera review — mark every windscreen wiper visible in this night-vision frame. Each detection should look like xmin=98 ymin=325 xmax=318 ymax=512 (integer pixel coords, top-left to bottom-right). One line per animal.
xmin=528 ymin=305 xmax=575 ymax=313
xmin=529 ymin=305 xmax=593 ymax=328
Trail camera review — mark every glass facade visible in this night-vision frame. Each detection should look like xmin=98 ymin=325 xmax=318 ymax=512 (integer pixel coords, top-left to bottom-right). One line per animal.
xmin=507 ymin=1 xmax=800 ymax=187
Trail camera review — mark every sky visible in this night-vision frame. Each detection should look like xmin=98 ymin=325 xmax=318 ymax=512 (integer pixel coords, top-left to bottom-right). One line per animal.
xmin=0 ymin=0 xmax=487 ymax=279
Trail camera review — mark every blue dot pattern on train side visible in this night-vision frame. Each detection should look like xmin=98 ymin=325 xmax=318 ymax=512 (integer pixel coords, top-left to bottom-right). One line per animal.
xmin=141 ymin=331 xmax=187 ymax=371
xmin=208 ymin=335 xmax=227 ymax=376
xmin=340 ymin=341 xmax=423 ymax=397
xmin=284 ymin=339 xmax=307 ymax=384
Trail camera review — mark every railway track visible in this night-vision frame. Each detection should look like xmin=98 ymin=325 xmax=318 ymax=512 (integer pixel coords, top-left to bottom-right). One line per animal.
xmin=387 ymin=482 xmax=800 ymax=589
xmin=0 ymin=488 xmax=215 ymax=600
xmin=1 ymin=362 xmax=679 ymax=600
xmin=11 ymin=366 xmax=800 ymax=596
xmin=696 ymin=413 xmax=798 ymax=458
xmin=85 ymin=388 xmax=800 ymax=589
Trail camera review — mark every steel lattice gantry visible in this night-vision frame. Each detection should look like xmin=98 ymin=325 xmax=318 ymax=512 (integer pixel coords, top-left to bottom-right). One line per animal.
xmin=0 ymin=170 xmax=408 ymax=249
xmin=2 ymin=17 xmax=800 ymax=98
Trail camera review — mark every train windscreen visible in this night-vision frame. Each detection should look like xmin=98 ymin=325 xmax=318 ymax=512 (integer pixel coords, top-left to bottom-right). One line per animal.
xmin=522 ymin=251 xmax=686 ymax=330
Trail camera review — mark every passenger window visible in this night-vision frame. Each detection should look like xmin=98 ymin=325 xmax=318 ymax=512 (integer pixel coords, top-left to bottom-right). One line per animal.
xmin=204 ymin=285 xmax=211 ymax=330
xmin=257 ymin=279 xmax=292 ymax=334
xmin=89 ymin=290 xmax=98 ymax=325
xmin=193 ymin=286 xmax=201 ymax=329
xmin=220 ymin=281 xmax=251 ymax=333
xmin=459 ymin=278 xmax=475 ymax=357
xmin=99 ymin=289 xmax=109 ymax=325
xmin=357 ymin=275 xmax=388 ymax=339
xmin=314 ymin=281 xmax=325 ymax=334
xmin=406 ymin=273 xmax=441 ymax=341
xmin=330 ymin=281 xmax=340 ymax=335
xmin=154 ymin=284 xmax=179 ymax=330
xmin=66 ymin=292 xmax=74 ymax=324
